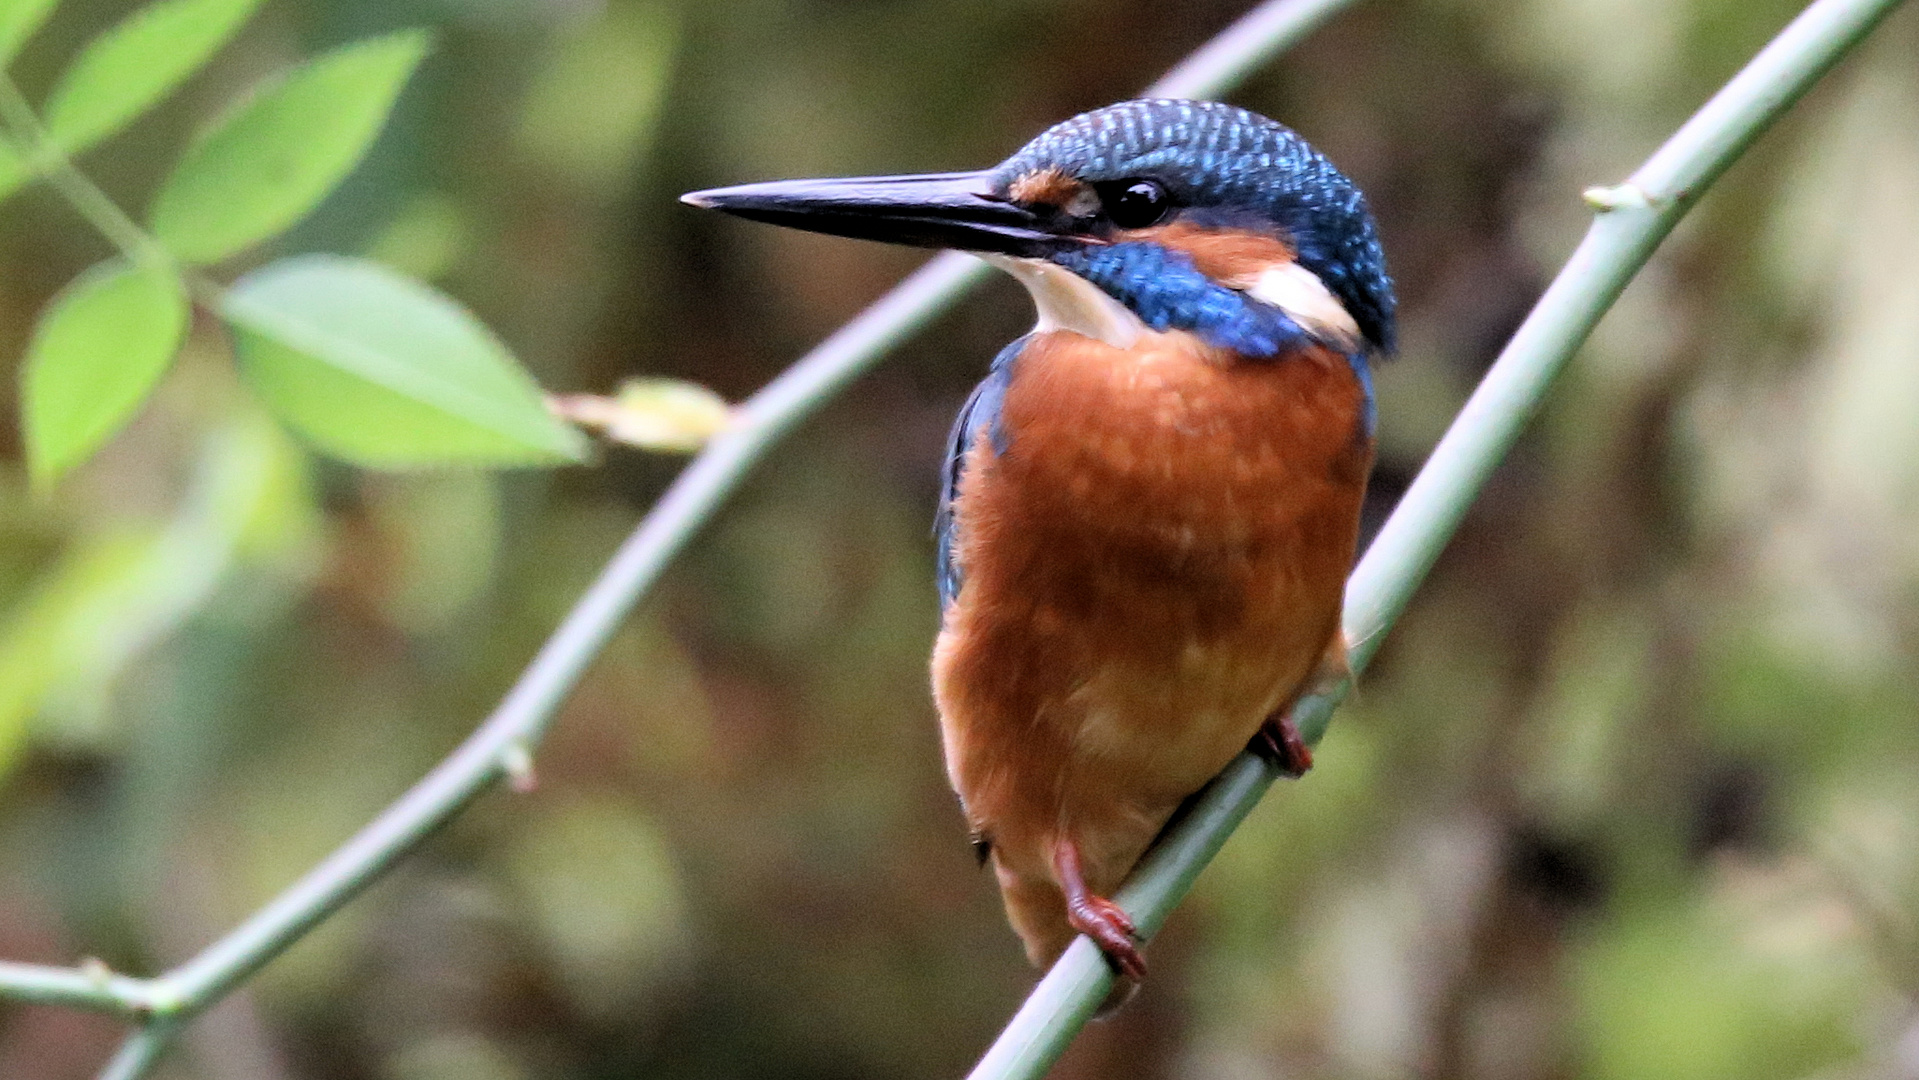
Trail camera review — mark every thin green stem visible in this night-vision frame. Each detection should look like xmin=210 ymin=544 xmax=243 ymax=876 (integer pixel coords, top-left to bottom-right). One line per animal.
xmin=0 ymin=3 xmax=1373 ymax=1077
xmin=1144 ymin=0 xmax=1356 ymax=96
xmin=968 ymin=0 xmax=1909 ymax=1076
xmin=97 ymin=1024 xmax=176 ymax=1080
xmin=0 ymin=73 xmax=170 ymax=270
xmin=1342 ymin=0 xmax=1906 ymax=659
xmin=0 ymin=960 xmax=163 ymax=1019
xmin=0 ymin=74 xmax=227 ymax=310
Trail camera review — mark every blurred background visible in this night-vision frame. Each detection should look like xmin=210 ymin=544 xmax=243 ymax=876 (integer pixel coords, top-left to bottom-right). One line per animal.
xmin=2 ymin=0 xmax=1918 ymax=1077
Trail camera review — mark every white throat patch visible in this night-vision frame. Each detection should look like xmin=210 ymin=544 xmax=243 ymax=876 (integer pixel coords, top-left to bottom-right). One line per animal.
xmin=981 ymin=254 xmax=1146 ymax=350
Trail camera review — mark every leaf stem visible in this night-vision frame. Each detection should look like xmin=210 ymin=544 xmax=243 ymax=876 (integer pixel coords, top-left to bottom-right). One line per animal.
xmin=0 ymin=73 xmax=171 ymax=270
xmin=0 ymin=73 xmax=228 ymax=311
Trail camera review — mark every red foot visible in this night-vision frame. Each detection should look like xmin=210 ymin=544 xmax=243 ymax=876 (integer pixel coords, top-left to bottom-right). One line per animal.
xmin=1067 ymin=894 xmax=1145 ymax=980
xmin=1055 ymin=840 xmax=1147 ymax=980
xmin=1254 ymin=711 xmax=1314 ymax=777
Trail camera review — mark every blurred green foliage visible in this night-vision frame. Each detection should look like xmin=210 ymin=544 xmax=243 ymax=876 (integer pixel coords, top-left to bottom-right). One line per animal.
xmin=5 ymin=0 xmax=590 ymax=492
xmin=1 ymin=0 xmax=1917 ymax=1078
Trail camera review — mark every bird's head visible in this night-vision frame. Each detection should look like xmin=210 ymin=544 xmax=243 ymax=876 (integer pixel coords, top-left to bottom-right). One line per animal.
xmin=683 ymin=99 xmax=1395 ymax=360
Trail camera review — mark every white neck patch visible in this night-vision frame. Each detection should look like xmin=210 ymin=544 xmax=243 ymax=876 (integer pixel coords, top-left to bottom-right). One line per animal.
xmin=1242 ymin=261 xmax=1361 ymax=349
xmin=982 ymin=252 xmax=1361 ymax=354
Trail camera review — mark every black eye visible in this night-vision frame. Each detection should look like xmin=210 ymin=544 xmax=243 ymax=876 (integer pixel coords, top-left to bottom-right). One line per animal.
xmin=1100 ymin=178 xmax=1171 ymax=229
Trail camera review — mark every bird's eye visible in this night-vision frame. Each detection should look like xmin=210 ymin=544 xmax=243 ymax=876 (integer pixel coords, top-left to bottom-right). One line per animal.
xmin=1099 ymin=178 xmax=1171 ymax=229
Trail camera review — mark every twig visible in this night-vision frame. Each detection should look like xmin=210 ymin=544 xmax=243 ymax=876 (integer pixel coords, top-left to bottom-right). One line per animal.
xmin=0 ymin=960 xmax=164 ymax=1018
xmin=96 ymin=1023 xmax=176 ymax=1080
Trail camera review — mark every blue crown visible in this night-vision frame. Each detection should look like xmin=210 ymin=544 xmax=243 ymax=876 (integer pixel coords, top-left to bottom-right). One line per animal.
xmin=992 ymin=99 xmax=1396 ymax=354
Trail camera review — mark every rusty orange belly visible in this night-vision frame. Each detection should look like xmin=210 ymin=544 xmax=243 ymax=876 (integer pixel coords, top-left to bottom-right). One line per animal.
xmin=933 ymin=328 xmax=1373 ymax=894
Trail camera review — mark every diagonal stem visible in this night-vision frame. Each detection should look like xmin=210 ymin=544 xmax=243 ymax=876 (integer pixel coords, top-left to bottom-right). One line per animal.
xmin=965 ymin=0 xmax=1910 ymax=1076
xmin=96 ymin=1023 xmax=176 ymax=1080
xmin=0 ymin=73 xmax=170 ymax=271
xmin=0 ymin=73 xmax=225 ymax=307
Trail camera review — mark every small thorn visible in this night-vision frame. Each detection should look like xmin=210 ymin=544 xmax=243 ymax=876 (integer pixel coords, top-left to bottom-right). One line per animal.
xmin=79 ymin=957 xmax=114 ymax=985
xmin=501 ymin=743 xmax=537 ymax=793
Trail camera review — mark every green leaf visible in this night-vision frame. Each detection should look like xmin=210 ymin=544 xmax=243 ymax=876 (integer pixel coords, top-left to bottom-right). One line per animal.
xmin=20 ymin=259 xmax=189 ymax=490
xmin=0 ymin=0 xmax=61 ymax=64
xmin=149 ymin=30 xmax=429 ymax=264
xmin=40 ymin=0 xmax=264 ymax=152
xmin=222 ymin=255 xmax=589 ymax=468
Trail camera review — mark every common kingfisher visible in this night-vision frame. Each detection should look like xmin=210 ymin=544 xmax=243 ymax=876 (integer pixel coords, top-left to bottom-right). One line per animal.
xmin=685 ymin=99 xmax=1395 ymax=986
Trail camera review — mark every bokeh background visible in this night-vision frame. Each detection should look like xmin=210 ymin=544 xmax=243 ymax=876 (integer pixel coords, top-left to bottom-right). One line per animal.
xmin=3 ymin=0 xmax=1918 ymax=1077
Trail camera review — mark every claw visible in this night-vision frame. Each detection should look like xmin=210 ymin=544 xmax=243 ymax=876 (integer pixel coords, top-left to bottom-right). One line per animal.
xmin=1054 ymin=838 xmax=1146 ymax=981
xmin=1253 ymin=711 xmax=1313 ymax=777
xmin=1066 ymin=894 xmax=1146 ymax=979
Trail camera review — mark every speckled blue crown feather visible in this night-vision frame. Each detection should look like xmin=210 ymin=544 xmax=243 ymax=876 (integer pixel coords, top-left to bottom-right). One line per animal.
xmin=992 ymin=99 xmax=1396 ymax=354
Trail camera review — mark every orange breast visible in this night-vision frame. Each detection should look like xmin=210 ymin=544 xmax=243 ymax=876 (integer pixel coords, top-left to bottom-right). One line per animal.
xmin=933 ymin=329 xmax=1373 ymax=891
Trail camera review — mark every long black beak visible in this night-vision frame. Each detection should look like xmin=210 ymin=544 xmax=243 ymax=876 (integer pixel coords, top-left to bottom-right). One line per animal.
xmin=681 ymin=170 xmax=1070 ymax=257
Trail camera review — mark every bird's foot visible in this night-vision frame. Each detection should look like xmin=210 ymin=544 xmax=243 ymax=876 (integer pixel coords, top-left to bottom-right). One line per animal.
xmin=1054 ymin=839 xmax=1146 ymax=981
xmin=1253 ymin=710 xmax=1314 ymax=777
xmin=1066 ymin=894 xmax=1146 ymax=981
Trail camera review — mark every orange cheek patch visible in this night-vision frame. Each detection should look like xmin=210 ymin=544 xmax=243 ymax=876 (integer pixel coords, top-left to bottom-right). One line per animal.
xmin=1008 ymin=167 xmax=1089 ymax=209
xmin=1120 ymin=222 xmax=1296 ymax=288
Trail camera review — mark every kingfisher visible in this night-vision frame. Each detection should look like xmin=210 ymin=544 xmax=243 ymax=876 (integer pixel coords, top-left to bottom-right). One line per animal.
xmin=684 ymin=99 xmax=1394 ymax=986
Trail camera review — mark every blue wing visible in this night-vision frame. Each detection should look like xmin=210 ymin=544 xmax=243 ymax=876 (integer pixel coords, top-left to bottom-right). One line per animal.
xmin=936 ymin=336 xmax=1026 ymax=612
